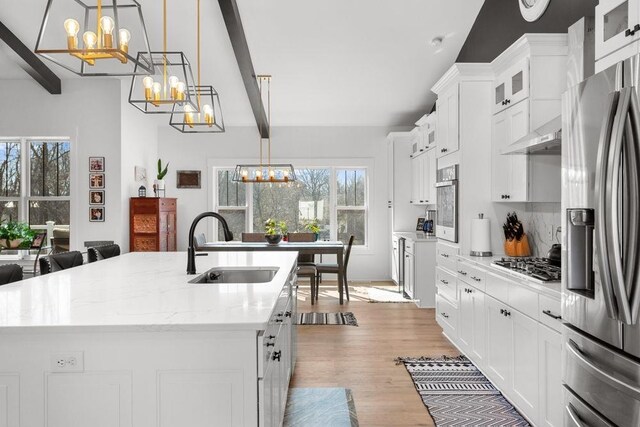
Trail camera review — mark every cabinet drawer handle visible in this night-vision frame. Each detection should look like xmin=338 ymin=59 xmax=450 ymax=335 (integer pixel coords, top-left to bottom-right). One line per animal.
xmin=441 ymin=312 xmax=449 ymax=319
xmin=542 ymin=309 xmax=562 ymax=320
xmin=458 ymin=270 xmax=467 ymax=275
xmin=500 ymin=308 xmax=505 ymax=315
xmin=440 ymin=279 xmax=449 ymax=285
xmin=285 ymin=311 xmax=292 ymax=318
xmin=441 ymin=253 xmax=449 ymax=258
xmin=505 ymin=310 xmax=511 ymax=317
xmin=471 ymin=276 xmax=481 ymax=282
xmin=272 ymin=351 xmax=282 ymax=362
xmin=266 ymin=342 xmax=275 ymax=347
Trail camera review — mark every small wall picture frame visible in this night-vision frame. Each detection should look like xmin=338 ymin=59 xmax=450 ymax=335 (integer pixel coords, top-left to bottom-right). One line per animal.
xmin=89 ymin=207 xmax=105 ymax=222
xmin=89 ymin=190 xmax=105 ymax=205
xmin=89 ymin=173 xmax=105 ymax=189
xmin=135 ymin=165 xmax=147 ymax=182
xmin=176 ymin=170 xmax=201 ymax=188
xmin=89 ymin=157 xmax=105 ymax=172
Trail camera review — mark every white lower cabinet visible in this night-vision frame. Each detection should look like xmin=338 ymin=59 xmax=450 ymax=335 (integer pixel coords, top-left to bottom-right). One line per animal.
xmin=538 ymin=324 xmax=562 ymax=427
xmin=510 ymin=308 xmax=539 ymax=425
xmin=404 ymin=245 xmax=415 ymax=299
xmin=440 ymin=259 xmax=563 ymax=427
xmin=485 ymin=295 xmax=512 ymax=391
xmin=458 ymin=284 xmax=485 ymax=368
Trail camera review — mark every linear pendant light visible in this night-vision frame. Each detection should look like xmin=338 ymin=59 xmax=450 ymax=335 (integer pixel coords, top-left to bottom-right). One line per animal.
xmin=233 ymin=75 xmax=296 ymax=183
xmin=128 ymin=0 xmax=197 ymax=114
xmin=170 ymin=0 xmax=225 ymax=133
xmin=35 ymin=0 xmax=154 ymax=76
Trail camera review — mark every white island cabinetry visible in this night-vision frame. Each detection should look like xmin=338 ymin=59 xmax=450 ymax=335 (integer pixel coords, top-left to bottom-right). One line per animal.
xmin=394 ymin=232 xmax=437 ymax=308
xmin=0 ymin=252 xmax=299 ymax=427
xmin=436 ymin=255 xmax=563 ymax=427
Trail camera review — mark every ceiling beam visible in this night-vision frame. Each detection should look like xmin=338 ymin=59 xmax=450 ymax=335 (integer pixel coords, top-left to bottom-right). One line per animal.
xmin=218 ymin=0 xmax=269 ymax=137
xmin=0 ymin=20 xmax=61 ymax=95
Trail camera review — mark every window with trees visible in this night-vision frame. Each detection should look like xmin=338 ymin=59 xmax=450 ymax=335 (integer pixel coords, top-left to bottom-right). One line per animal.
xmin=214 ymin=167 xmax=367 ymax=246
xmin=0 ymin=138 xmax=71 ymax=232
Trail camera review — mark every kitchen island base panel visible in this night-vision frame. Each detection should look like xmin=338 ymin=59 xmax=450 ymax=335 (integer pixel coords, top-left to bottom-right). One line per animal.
xmin=0 ymin=329 xmax=259 ymax=427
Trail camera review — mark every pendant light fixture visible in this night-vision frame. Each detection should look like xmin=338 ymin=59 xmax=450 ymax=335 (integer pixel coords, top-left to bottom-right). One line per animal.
xmin=35 ymin=0 xmax=154 ymax=76
xmin=233 ymin=76 xmax=296 ymax=183
xmin=170 ymin=0 xmax=225 ymax=133
xmin=128 ymin=0 xmax=197 ymax=114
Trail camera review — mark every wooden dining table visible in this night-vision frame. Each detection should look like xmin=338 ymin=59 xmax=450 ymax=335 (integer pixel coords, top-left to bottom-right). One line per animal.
xmin=199 ymin=240 xmax=347 ymax=304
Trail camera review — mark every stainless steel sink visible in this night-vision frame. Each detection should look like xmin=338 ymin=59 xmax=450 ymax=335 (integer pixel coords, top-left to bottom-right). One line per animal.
xmin=189 ymin=267 xmax=279 ymax=284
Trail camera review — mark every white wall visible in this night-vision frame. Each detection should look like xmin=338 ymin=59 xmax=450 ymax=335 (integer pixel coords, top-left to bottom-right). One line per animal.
xmin=119 ymin=81 xmax=159 ymax=252
xmin=0 ymin=78 xmax=160 ymax=252
xmin=158 ymin=126 xmax=396 ymax=281
xmin=0 ymin=79 xmax=122 ymax=250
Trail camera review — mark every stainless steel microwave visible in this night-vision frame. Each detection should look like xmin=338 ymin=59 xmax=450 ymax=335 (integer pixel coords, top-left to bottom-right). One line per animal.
xmin=435 ymin=165 xmax=458 ymax=243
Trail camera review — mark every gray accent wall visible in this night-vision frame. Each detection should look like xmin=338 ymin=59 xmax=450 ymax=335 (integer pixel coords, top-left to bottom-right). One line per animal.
xmin=457 ymin=0 xmax=598 ymax=63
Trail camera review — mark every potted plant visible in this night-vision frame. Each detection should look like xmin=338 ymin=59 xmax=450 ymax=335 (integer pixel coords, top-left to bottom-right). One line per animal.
xmin=303 ymin=218 xmax=321 ymax=241
xmin=279 ymin=221 xmax=289 ymax=241
xmin=264 ymin=218 xmax=284 ymax=245
xmin=155 ymin=159 xmax=169 ymax=193
xmin=0 ymin=222 xmax=36 ymax=249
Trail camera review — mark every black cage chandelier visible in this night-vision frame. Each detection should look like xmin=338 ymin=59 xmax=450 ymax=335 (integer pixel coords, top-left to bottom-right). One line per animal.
xmin=233 ymin=76 xmax=296 ymax=183
xmin=169 ymin=0 xmax=224 ymax=133
xmin=35 ymin=0 xmax=154 ymax=76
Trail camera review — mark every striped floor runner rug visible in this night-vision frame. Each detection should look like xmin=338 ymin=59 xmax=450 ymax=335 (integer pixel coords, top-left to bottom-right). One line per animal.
xmin=396 ymin=356 xmax=530 ymax=426
xmin=296 ymin=312 xmax=358 ymax=326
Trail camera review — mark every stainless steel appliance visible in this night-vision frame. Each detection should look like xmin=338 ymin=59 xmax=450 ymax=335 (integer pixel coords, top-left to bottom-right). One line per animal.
xmin=435 ymin=165 xmax=458 ymax=242
xmin=393 ymin=236 xmax=406 ymax=293
xmin=562 ymin=56 xmax=640 ymax=427
xmin=492 ymin=257 xmax=561 ymax=283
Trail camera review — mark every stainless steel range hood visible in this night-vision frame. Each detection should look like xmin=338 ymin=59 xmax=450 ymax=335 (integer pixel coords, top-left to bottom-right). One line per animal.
xmin=501 ymin=116 xmax=561 ymax=155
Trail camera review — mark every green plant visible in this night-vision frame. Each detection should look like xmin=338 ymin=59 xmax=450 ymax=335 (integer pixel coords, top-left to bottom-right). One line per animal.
xmin=264 ymin=218 xmax=286 ymax=236
xmin=0 ymin=222 xmax=36 ymax=247
xmin=303 ymin=218 xmax=320 ymax=234
xmin=157 ymin=159 xmax=169 ymax=180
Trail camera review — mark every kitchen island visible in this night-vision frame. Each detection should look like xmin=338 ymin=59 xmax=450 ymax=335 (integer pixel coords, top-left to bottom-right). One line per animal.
xmin=0 ymin=251 xmax=298 ymax=427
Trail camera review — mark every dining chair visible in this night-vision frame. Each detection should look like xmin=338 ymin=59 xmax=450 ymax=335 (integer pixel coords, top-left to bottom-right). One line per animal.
xmin=288 ymin=232 xmax=319 ymax=303
xmin=315 ymin=235 xmax=355 ymax=302
xmin=39 ymin=251 xmax=84 ymax=275
xmin=241 ymin=233 xmax=265 ymax=242
xmin=297 ymin=264 xmax=318 ymax=304
xmin=287 ymin=233 xmax=316 ymax=264
xmin=87 ymin=244 xmax=121 ymax=263
xmin=0 ymin=264 xmax=23 ymax=285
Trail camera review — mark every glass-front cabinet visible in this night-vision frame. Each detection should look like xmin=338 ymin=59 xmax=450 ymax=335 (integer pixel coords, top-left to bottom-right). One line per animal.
xmin=595 ymin=0 xmax=640 ymax=60
xmin=493 ymin=58 xmax=530 ymax=114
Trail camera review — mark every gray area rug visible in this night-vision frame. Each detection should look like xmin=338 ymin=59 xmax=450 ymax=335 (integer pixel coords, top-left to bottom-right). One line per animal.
xmin=296 ymin=312 xmax=358 ymax=326
xmin=396 ymin=355 xmax=530 ymax=426
xmin=284 ymin=388 xmax=359 ymax=427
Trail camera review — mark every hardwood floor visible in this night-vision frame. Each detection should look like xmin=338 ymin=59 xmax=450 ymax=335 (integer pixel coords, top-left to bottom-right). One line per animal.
xmin=290 ymin=282 xmax=459 ymax=426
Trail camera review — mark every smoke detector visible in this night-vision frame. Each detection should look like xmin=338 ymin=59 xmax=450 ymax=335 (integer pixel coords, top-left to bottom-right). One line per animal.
xmin=430 ymin=37 xmax=444 ymax=48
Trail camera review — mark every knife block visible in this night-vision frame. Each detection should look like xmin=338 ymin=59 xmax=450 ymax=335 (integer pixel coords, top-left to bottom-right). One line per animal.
xmin=504 ymin=234 xmax=531 ymax=257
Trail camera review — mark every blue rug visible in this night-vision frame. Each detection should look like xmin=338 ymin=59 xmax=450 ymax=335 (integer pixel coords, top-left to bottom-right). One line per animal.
xmin=396 ymin=356 xmax=530 ymax=426
xmin=284 ymin=388 xmax=359 ymax=427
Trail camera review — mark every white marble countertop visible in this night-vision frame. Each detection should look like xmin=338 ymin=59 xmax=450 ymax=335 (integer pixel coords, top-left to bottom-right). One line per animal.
xmin=457 ymin=254 xmax=561 ymax=299
xmin=393 ymin=232 xmax=437 ymax=243
xmin=0 ymin=252 xmax=298 ymax=332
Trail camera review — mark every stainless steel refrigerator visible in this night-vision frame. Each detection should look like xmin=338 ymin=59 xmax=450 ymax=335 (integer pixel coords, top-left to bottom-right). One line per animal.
xmin=562 ymin=56 xmax=640 ymax=427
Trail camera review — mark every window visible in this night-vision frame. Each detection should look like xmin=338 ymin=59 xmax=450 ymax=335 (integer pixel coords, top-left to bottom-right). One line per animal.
xmin=214 ymin=166 xmax=368 ymax=246
xmin=0 ymin=138 xmax=71 ymax=248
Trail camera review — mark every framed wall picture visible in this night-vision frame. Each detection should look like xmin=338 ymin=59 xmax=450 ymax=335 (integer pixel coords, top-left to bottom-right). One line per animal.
xmin=89 ymin=157 xmax=105 ymax=172
xmin=89 ymin=173 xmax=105 ymax=189
xmin=176 ymin=170 xmax=201 ymax=188
xmin=135 ymin=165 xmax=147 ymax=182
xmin=89 ymin=207 xmax=105 ymax=222
xmin=89 ymin=190 xmax=105 ymax=205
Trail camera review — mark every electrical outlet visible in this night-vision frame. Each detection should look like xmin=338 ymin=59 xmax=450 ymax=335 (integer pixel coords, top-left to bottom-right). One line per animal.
xmin=547 ymin=224 xmax=555 ymax=242
xmin=51 ymin=351 xmax=84 ymax=373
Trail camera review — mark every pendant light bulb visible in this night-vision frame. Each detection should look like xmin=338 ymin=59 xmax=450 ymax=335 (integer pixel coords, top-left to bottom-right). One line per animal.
xmin=176 ymin=81 xmax=186 ymax=101
xmin=100 ymin=16 xmax=115 ymax=48
xmin=83 ymin=31 xmax=97 ymax=49
xmin=152 ymin=82 xmax=162 ymax=101
xmin=118 ymin=28 xmax=131 ymax=53
xmin=203 ymin=104 xmax=213 ymax=126
xmin=142 ymin=76 xmax=154 ymax=100
xmin=64 ymin=18 xmax=80 ymax=49
xmin=169 ymin=76 xmax=179 ymax=99
xmin=184 ymin=104 xmax=195 ymax=127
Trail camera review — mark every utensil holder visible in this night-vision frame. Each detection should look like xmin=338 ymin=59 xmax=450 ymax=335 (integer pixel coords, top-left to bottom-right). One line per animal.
xmin=504 ymin=234 xmax=531 ymax=257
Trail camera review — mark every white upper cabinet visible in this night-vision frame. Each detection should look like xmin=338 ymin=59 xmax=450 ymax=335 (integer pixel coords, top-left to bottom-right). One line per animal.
xmin=490 ymin=34 xmax=566 ymax=203
xmin=435 ymin=84 xmax=459 ymax=158
xmin=410 ymin=147 xmax=436 ymax=205
xmin=493 ymin=58 xmax=530 ymax=114
xmin=596 ymin=0 xmax=640 ymax=61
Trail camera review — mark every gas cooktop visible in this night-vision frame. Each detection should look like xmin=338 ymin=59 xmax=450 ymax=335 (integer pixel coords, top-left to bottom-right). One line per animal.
xmin=491 ymin=257 xmax=561 ymax=283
